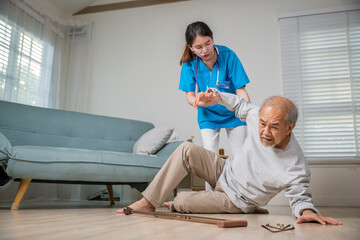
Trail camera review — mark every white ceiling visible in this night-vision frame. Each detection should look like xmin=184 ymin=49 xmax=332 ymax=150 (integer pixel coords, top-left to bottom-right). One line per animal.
xmin=46 ymin=0 xmax=95 ymax=16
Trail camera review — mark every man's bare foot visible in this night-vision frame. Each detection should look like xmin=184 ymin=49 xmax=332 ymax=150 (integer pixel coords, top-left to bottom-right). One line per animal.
xmin=116 ymin=197 xmax=155 ymax=214
xmin=254 ymin=207 xmax=269 ymax=214
xmin=162 ymin=201 xmax=174 ymax=209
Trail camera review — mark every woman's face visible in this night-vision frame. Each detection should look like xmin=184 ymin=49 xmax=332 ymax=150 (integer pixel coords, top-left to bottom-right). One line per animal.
xmin=189 ymin=35 xmax=215 ymax=61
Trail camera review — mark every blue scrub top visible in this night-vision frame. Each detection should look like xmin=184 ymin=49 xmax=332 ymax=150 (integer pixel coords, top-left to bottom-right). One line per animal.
xmin=179 ymin=45 xmax=250 ymax=129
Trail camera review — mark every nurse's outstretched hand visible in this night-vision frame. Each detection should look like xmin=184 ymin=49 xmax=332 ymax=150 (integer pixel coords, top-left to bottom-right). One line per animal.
xmin=193 ymin=91 xmax=220 ymax=109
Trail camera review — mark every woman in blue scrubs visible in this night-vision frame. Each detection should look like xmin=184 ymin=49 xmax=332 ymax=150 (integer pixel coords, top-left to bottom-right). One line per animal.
xmin=179 ymin=21 xmax=251 ymax=189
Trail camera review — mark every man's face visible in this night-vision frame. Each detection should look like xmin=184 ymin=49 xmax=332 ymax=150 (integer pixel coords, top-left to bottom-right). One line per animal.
xmin=258 ymin=106 xmax=294 ymax=149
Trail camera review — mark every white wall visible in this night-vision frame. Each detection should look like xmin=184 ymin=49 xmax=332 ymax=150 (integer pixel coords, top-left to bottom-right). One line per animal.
xmin=75 ymin=0 xmax=360 ymax=206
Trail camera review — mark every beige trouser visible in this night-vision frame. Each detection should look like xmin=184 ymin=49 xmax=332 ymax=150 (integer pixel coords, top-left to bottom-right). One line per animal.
xmin=142 ymin=142 xmax=243 ymax=213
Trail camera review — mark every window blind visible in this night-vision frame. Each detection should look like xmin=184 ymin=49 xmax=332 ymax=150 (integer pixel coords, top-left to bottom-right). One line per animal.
xmin=0 ymin=19 xmax=11 ymax=99
xmin=0 ymin=0 xmax=55 ymax=107
xmin=279 ymin=10 xmax=360 ymax=163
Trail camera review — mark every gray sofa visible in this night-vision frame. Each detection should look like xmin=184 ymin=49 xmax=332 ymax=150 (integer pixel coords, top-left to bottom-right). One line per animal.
xmin=0 ymin=100 xmax=182 ymax=209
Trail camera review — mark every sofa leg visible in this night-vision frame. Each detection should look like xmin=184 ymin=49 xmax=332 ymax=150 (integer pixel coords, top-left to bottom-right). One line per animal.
xmin=11 ymin=179 xmax=32 ymax=210
xmin=106 ymin=185 xmax=115 ymax=205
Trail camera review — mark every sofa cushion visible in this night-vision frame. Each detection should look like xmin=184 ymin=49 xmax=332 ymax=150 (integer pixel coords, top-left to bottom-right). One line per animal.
xmin=0 ymin=100 xmax=154 ymax=153
xmin=155 ymin=141 xmax=183 ymax=159
xmin=6 ymin=145 xmax=167 ymax=183
xmin=133 ymin=127 xmax=174 ymax=155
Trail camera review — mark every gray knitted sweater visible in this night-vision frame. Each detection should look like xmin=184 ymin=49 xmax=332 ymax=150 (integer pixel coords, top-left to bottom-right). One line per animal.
xmin=215 ymin=90 xmax=319 ymax=218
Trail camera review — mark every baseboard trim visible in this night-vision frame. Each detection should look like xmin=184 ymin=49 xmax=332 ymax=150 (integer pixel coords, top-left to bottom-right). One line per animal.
xmin=268 ymin=196 xmax=360 ymax=207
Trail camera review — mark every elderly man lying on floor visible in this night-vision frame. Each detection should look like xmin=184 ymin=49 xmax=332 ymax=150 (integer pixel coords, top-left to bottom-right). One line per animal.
xmin=118 ymin=89 xmax=342 ymax=225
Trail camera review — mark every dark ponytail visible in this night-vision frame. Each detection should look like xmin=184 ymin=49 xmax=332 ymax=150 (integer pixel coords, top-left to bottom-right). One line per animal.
xmin=180 ymin=21 xmax=213 ymax=65
xmin=180 ymin=44 xmax=195 ymax=65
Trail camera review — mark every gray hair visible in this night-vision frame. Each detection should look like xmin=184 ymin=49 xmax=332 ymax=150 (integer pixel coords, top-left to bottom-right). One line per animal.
xmin=259 ymin=96 xmax=298 ymax=126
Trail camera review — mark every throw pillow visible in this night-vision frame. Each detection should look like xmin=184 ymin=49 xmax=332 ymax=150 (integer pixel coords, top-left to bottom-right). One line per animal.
xmin=133 ymin=127 xmax=174 ymax=155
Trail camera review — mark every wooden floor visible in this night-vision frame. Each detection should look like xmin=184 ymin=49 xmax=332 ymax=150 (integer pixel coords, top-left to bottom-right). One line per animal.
xmin=0 ymin=201 xmax=359 ymax=240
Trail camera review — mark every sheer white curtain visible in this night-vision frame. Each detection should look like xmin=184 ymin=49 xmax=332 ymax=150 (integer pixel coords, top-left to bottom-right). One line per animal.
xmin=60 ymin=23 xmax=92 ymax=112
xmin=0 ymin=0 xmax=92 ymax=112
xmin=0 ymin=0 xmax=61 ymax=108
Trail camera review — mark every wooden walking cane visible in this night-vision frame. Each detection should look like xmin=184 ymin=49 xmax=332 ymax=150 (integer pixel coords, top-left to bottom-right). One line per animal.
xmin=123 ymin=207 xmax=248 ymax=228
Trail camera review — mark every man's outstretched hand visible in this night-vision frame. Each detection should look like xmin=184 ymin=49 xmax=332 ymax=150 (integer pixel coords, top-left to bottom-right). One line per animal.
xmin=193 ymin=90 xmax=220 ymax=109
xmin=296 ymin=210 xmax=342 ymax=225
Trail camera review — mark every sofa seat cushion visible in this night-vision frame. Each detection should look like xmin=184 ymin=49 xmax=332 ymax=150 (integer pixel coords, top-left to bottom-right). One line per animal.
xmin=6 ymin=146 xmax=167 ymax=183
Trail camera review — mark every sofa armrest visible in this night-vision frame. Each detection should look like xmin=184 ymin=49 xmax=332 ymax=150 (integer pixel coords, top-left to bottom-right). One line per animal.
xmin=155 ymin=141 xmax=183 ymax=159
xmin=0 ymin=132 xmax=13 ymax=190
xmin=0 ymin=132 xmax=13 ymax=160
